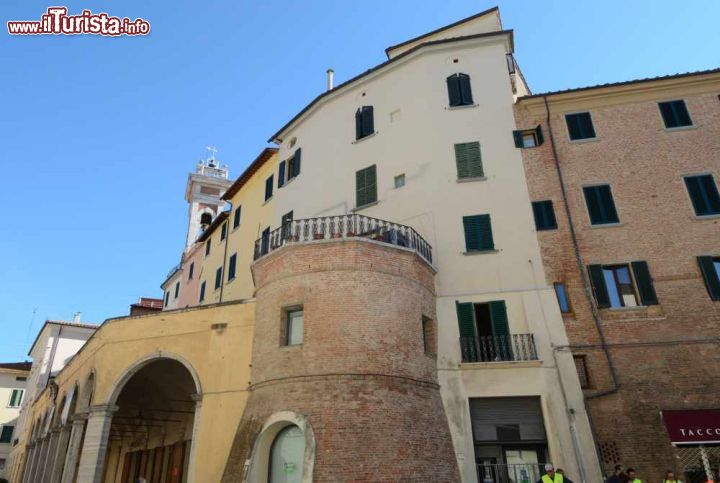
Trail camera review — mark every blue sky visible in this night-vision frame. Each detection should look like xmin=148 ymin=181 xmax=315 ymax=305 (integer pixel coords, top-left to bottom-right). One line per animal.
xmin=1 ymin=0 xmax=718 ymax=361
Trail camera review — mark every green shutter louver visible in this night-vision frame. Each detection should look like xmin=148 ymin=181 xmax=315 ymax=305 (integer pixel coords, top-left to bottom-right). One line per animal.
xmin=463 ymin=214 xmax=494 ymax=251
xmin=512 ymin=130 xmax=524 ymax=148
xmin=454 ymin=142 xmax=483 ymax=179
xmin=278 ymin=160 xmax=286 ymax=187
xmin=489 ymin=300 xmax=512 ymax=360
xmin=356 ymin=165 xmax=377 ymax=208
xmin=458 ymin=73 xmax=473 ymax=105
xmin=293 ymin=148 xmax=301 ymax=177
xmin=631 ymin=261 xmax=658 ymax=306
xmin=447 ymin=75 xmax=462 ymax=106
xmin=697 ymin=256 xmax=720 ymax=300
xmin=455 ymin=302 xmax=476 ymax=338
xmin=587 ymin=265 xmax=611 ymax=308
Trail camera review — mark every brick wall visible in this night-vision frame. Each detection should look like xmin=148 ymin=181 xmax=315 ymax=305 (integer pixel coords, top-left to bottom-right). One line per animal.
xmin=515 ymin=82 xmax=720 ymax=480
xmin=223 ymin=239 xmax=459 ymax=481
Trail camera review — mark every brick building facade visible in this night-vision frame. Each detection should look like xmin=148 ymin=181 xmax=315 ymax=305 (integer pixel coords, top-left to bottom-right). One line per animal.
xmin=514 ymin=69 xmax=720 ymax=481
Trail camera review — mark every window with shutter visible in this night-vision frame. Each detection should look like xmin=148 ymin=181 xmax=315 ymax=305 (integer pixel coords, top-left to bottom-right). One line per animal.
xmin=355 ymin=107 xmax=374 ymax=140
xmin=583 ymin=185 xmax=619 ymax=225
xmin=228 ymin=253 xmax=237 ymax=281
xmin=532 ymin=201 xmax=557 ymax=230
xmin=355 ymin=165 xmax=377 ymax=208
xmin=278 ymin=160 xmax=286 ymax=188
xmin=291 ymin=148 xmax=301 ymax=178
xmin=220 ymin=222 xmax=227 ymax=241
xmin=188 ymin=262 xmax=194 ymax=280
xmin=658 ymin=100 xmax=693 ymax=128
xmin=631 ymin=261 xmax=658 ymax=306
xmin=454 ymin=142 xmax=484 ymax=179
xmin=265 ymin=175 xmax=274 ymax=201
xmin=174 ymin=281 xmax=180 ymax=299
xmin=589 ymin=263 xmax=656 ymax=309
xmin=164 ymin=291 xmax=169 ymax=307
xmin=214 ymin=267 xmax=222 ymax=290
xmin=565 ymin=112 xmax=596 ymax=140
xmin=463 ymin=214 xmax=494 ymax=252
xmin=513 ymin=126 xmax=544 ymax=148
xmin=0 ymin=426 xmax=13 ymax=443
xmin=684 ymin=174 xmax=720 ymax=216
xmin=199 ymin=281 xmax=206 ymax=302
xmin=233 ymin=206 xmax=242 ymax=228
xmin=587 ymin=265 xmax=610 ymax=309
xmin=205 ymin=239 xmax=211 ymax=256
xmin=447 ymin=73 xmax=473 ymax=106
xmin=697 ymin=256 xmax=720 ymax=300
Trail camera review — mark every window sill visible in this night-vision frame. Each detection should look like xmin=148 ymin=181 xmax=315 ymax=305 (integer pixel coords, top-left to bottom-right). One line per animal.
xmin=446 ymin=103 xmax=478 ymax=111
xmin=536 ymin=226 xmax=558 ymax=231
xmin=231 ymin=225 xmax=240 ymax=233
xmin=352 ymin=131 xmax=378 ymax=144
xmin=456 ymin=176 xmax=487 ymax=183
xmin=568 ymin=137 xmax=599 ymax=144
xmin=226 ymin=277 xmax=236 ymax=285
xmin=262 ymin=196 xmax=273 ymax=206
xmin=281 ymin=176 xmax=299 ymax=189
xmin=605 ymin=305 xmax=647 ymax=312
xmin=352 ymin=200 xmax=379 ymax=212
xmin=588 ymin=222 xmax=624 ymax=229
xmin=664 ymin=124 xmax=696 ymax=133
xmin=280 ymin=344 xmax=303 ymax=349
xmin=463 ymin=249 xmax=499 ymax=256
xmin=693 ymin=213 xmax=720 ymax=220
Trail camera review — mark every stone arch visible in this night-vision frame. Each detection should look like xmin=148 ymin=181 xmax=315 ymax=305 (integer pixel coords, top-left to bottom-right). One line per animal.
xmin=246 ymin=411 xmax=316 ymax=483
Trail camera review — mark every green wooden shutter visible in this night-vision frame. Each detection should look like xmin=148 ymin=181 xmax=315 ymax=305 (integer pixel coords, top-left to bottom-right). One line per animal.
xmin=199 ymin=282 xmax=206 ymax=302
xmin=366 ymin=165 xmax=377 ymax=204
xmin=454 ymin=142 xmax=483 ymax=178
xmin=455 ymin=302 xmax=476 ymax=338
xmin=278 ymin=160 xmax=286 ymax=187
xmin=293 ymin=148 xmax=302 ymax=177
xmin=459 ymin=73 xmax=473 ymax=105
xmin=489 ymin=301 xmax=512 ymax=360
xmin=463 ymin=215 xmax=494 ymax=251
xmin=512 ymin=130 xmax=524 ymax=148
xmin=355 ymin=109 xmax=362 ymax=139
xmin=535 ymin=125 xmax=544 ymax=146
xmin=356 ymin=165 xmax=377 ymax=207
xmin=631 ymin=261 xmax=658 ymax=305
xmin=447 ymin=75 xmax=461 ymax=106
xmin=356 ymin=169 xmax=365 ymax=207
xmin=361 ymin=106 xmax=374 ymax=137
xmin=697 ymin=256 xmax=720 ymax=300
xmin=587 ymin=265 xmax=611 ymax=308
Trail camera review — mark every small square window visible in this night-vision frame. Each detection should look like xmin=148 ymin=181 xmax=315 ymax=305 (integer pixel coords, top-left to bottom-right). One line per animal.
xmin=659 ymin=100 xmax=692 ymax=128
xmin=532 ymin=201 xmax=558 ymax=230
xmin=565 ymin=112 xmax=596 ymax=140
xmin=8 ymin=389 xmax=23 ymax=408
xmin=394 ymin=174 xmax=406 ymax=189
xmin=522 ymin=133 xmax=537 ymax=148
xmin=284 ymin=308 xmax=304 ymax=346
xmin=422 ymin=316 xmax=436 ymax=356
xmin=574 ymin=356 xmax=590 ymax=388
xmin=0 ymin=426 xmax=12 ymax=443
xmin=684 ymin=174 xmax=720 ymax=216
xmin=583 ymin=185 xmax=619 ymax=225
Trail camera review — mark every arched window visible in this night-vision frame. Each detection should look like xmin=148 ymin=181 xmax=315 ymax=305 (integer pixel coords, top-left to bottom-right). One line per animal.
xmin=200 ymin=212 xmax=213 ymax=226
xmin=269 ymin=425 xmax=305 ymax=483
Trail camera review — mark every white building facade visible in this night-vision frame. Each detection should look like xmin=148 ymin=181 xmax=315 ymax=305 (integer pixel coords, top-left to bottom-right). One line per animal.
xmin=262 ymin=8 xmax=602 ymax=482
xmin=0 ymin=363 xmax=30 ymax=480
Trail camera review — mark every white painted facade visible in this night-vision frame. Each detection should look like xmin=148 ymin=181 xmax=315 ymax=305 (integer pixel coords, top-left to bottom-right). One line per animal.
xmin=0 ymin=366 xmax=29 ymax=479
xmin=265 ymin=10 xmax=601 ymax=483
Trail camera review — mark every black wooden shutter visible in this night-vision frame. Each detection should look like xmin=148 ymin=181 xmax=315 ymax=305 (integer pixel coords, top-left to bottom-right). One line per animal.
xmin=513 ymin=130 xmax=524 ymax=148
xmin=355 ymin=109 xmax=362 ymax=139
xmin=293 ymin=148 xmax=302 ymax=177
xmin=447 ymin=75 xmax=461 ymax=106
xmin=278 ymin=161 xmax=286 ymax=187
xmin=535 ymin=125 xmax=544 ymax=146
xmin=366 ymin=165 xmax=377 ymax=204
xmin=587 ymin=265 xmax=611 ymax=308
xmin=631 ymin=261 xmax=658 ymax=305
xmin=233 ymin=206 xmax=241 ymax=228
xmin=697 ymin=256 xmax=720 ymax=300
xmin=477 ymin=214 xmax=494 ymax=250
xmin=459 ymin=73 xmax=473 ymax=105
xmin=455 ymin=302 xmax=476 ymax=338
xmin=361 ymin=106 xmax=374 ymax=137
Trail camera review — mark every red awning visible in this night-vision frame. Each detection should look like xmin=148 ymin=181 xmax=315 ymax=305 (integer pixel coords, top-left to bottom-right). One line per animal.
xmin=661 ymin=409 xmax=720 ymax=445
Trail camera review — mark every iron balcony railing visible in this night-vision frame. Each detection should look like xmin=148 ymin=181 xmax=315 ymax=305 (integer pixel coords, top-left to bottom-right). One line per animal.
xmin=460 ymin=334 xmax=538 ymax=363
xmin=477 ymin=463 xmax=542 ymax=483
xmin=253 ymin=214 xmax=433 ymax=264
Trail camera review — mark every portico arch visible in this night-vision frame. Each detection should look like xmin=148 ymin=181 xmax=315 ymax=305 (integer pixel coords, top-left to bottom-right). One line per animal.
xmin=77 ymin=353 xmax=202 ymax=483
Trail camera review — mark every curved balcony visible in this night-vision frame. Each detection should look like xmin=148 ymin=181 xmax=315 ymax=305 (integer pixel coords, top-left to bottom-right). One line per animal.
xmin=253 ymin=214 xmax=433 ymax=265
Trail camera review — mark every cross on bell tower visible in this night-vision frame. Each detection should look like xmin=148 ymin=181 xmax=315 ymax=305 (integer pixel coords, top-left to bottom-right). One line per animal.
xmin=183 ymin=147 xmax=233 ymax=251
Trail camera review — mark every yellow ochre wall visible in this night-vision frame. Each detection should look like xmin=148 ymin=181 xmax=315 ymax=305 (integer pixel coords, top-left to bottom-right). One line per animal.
xmin=18 ymin=301 xmax=255 ymax=483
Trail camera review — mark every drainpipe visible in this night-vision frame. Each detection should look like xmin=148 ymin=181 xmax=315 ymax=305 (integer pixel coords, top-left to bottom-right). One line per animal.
xmin=542 ymin=95 xmax=619 ymax=398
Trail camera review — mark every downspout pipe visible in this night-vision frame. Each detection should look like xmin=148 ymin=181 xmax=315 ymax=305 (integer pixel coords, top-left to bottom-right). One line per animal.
xmin=542 ymin=95 xmax=619 ymax=398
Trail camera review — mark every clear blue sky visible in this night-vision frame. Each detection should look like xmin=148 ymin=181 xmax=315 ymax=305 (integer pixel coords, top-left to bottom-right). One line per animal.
xmin=1 ymin=0 xmax=718 ymax=361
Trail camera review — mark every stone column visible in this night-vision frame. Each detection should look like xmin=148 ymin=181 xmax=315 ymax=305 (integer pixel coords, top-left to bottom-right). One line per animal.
xmin=39 ymin=428 xmax=61 ymax=482
xmin=21 ymin=443 xmax=35 ymax=483
xmin=49 ymin=425 xmax=72 ymax=483
xmin=186 ymin=393 xmax=203 ymax=483
xmin=61 ymin=414 xmax=88 ymax=483
xmin=76 ymin=405 xmax=117 ymax=483
xmin=30 ymin=438 xmax=49 ymax=483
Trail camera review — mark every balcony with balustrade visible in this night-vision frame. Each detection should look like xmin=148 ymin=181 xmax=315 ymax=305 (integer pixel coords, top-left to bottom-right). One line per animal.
xmin=253 ymin=214 xmax=433 ymax=266
xmin=460 ymin=334 xmax=538 ymax=363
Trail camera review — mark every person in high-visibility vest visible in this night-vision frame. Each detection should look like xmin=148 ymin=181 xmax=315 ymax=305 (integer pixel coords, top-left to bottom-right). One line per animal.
xmin=537 ymin=464 xmax=564 ymax=483
xmin=627 ymin=468 xmax=641 ymax=483
xmin=661 ymin=470 xmax=682 ymax=483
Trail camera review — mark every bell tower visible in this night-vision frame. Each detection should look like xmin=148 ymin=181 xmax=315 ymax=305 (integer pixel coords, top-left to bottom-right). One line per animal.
xmin=184 ymin=147 xmax=233 ymax=251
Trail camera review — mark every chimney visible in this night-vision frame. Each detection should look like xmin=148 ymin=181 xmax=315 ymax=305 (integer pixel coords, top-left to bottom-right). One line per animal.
xmin=72 ymin=312 xmax=81 ymax=323
xmin=326 ymin=69 xmax=334 ymax=91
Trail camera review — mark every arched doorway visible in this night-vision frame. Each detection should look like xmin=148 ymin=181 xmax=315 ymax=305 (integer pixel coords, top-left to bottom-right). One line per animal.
xmin=103 ymin=357 xmax=201 ymax=483
xmin=269 ymin=425 xmax=305 ymax=483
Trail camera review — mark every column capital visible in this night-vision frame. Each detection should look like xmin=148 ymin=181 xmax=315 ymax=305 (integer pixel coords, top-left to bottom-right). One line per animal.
xmin=72 ymin=412 xmax=89 ymax=423
xmin=88 ymin=404 xmax=119 ymax=417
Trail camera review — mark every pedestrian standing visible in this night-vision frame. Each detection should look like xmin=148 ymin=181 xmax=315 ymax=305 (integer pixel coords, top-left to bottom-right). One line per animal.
xmin=661 ymin=470 xmax=682 ymax=483
xmin=608 ymin=465 xmax=630 ymax=483
xmin=627 ymin=468 xmax=641 ymax=483
xmin=537 ymin=463 xmax=563 ymax=483
xmin=556 ymin=468 xmax=574 ymax=483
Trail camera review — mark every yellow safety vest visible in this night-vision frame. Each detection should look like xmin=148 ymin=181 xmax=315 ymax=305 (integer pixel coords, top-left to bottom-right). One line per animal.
xmin=542 ymin=474 xmax=563 ymax=483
